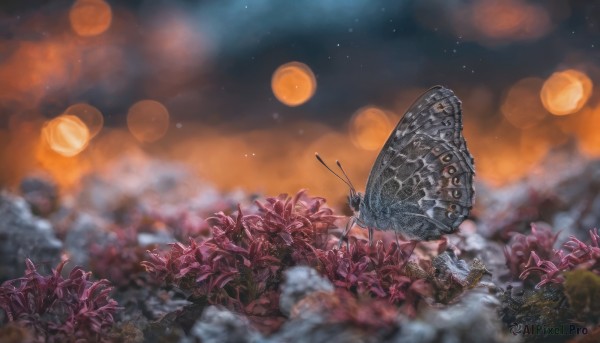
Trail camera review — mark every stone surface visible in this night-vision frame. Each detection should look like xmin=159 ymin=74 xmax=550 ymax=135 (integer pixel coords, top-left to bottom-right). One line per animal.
xmin=188 ymin=306 xmax=263 ymax=343
xmin=279 ymin=266 xmax=334 ymax=317
xmin=19 ymin=176 xmax=58 ymax=217
xmin=0 ymin=192 xmax=62 ymax=281
xmin=392 ymin=291 xmax=519 ymax=343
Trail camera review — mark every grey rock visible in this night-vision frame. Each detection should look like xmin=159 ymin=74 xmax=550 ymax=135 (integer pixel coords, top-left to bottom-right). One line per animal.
xmin=62 ymin=212 xmax=109 ymax=269
xmin=0 ymin=192 xmax=62 ymax=280
xmin=475 ymin=147 xmax=600 ymax=241
xmin=138 ymin=231 xmax=176 ymax=246
xmin=19 ymin=175 xmax=58 ymax=217
xmin=269 ymin=317 xmax=371 ymax=343
xmin=393 ymin=292 xmax=520 ymax=343
xmin=187 ymin=306 xmax=263 ymax=343
xmin=76 ymin=154 xmax=216 ymax=217
xmin=279 ymin=266 xmax=334 ymax=317
xmin=393 ymin=321 xmax=437 ymax=343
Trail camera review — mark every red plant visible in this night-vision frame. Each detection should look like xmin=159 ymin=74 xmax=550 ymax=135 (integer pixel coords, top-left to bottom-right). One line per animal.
xmin=556 ymin=228 xmax=600 ymax=271
xmin=519 ymin=228 xmax=600 ymax=288
xmin=0 ymin=259 xmax=119 ymax=343
xmin=151 ymin=206 xmax=210 ymax=241
xmin=315 ymin=239 xmax=430 ymax=315
xmin=89 ymin=227 xmax=152 ymax=288
xmin=142 ymin=191 xmax=338 ymax=323
xmin=518 ymin=251 xmax=565 ymax=287
xmin=504 ymin=222 xmax=559 ymax=279
xmin=142 ymin=191 xmax=438 ymax=325
xmin=90 ymin=206 xmax=206 ymax=287
xmin=326 ymin=289 xmax=399 ymax=333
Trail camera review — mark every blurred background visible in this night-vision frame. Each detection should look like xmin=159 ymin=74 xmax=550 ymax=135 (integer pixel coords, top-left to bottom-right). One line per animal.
xmin=0 ymin=0 xmax=599 ymax=207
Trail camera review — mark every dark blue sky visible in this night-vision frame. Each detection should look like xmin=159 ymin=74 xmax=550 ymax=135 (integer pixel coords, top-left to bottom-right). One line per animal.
xmin=0 ymin=0 xmax=598 ymax=130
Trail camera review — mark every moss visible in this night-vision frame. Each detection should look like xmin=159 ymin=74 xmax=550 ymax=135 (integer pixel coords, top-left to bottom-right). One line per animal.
xmin=432 ymin=251 xmax=489 ymax=303
xmin=0 ymin=323 xmax=34 ymax=343
xmin=403 ymin=261 xmax=429 ymax=280
xmin=564 ymin=270 xmax=600 ymax=325
xmin=108 ymin=322 xmax=145 ymax=343
xmin=567 ymin=325 xmax=600 ymax=343
xmin=465 ymin=258 xmax=490 ymax=288
xmin=499 ymin=286 xmax=577 ymax=343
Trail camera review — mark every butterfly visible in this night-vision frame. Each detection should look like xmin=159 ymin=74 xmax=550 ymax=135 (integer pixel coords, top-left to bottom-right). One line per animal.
xmin=317 ymin=86 xmax=475 ymax=246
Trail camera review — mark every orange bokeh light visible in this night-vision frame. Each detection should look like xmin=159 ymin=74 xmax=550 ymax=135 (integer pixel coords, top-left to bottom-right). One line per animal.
xmin=501 ymin=77 xmax=547 ymax=129
xmin=69 ymin=0 xmax=112 ymax=37
xmin=64 ymin=103 xmax=104 ymax=138
xmin=576 ymin=105 xmax=600 ymax=157
xmin=470 ymin=0 xmax=550 ymax=41
xmin=0 ymin=40 xmax=80 ymax=105
xmin=271 ymin=62 xmax=317 ymax=107
xmin=540 ymin=69 xmax=593 ymax=116
xmin=473 ymin=120 xmax=540 ymax=187
xmin=42 ymin=115 xmax=90 ymax=157
xmin=127 ymin=100 xmax=170 ymax=143
xmin=349 ymin=106 xmax=393 ymax=151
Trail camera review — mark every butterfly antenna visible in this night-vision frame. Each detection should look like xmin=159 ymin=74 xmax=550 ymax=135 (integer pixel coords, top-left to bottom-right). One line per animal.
xmin=335 ymin=160 xmax=356 ymax=192
xmin=315 ymin=153 xmax=352 ymax=189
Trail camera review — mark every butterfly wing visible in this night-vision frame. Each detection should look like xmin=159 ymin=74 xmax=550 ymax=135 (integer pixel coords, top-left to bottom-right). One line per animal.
xmin=360 ymin=86 xmax=474 ymax=240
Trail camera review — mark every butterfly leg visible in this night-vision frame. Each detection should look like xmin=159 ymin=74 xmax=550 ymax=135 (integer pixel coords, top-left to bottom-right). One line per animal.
xmin=338 ymin=216 xmax=357 ymax=249
xmin=368 ymin=227 xmax=374 ymax=246
xmin=407 ymin=240 xmax=417 ymax=257
xmin=398 ymin=240 xmax=418 ymax=269
xmin=394 ymin=233 xmax=417 ymax=260
xmin=394 ymin=231 xmax=419 ymax=257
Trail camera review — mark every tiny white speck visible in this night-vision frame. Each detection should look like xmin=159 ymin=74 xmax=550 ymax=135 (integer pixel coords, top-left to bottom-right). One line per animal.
xmin=462 ymin=65 xmax=466 ymax=69
xmin=452 ymin=49 xmax=457 ymax=53
xmin=337 ymin=43 xmax=340 ymax=47
xmin=244 ymin=154 xmax=248 ymax=157
xmin=176 ymin=122 xmax=183 ymax=129
xmin=252 ymin=153 xmax=256 ymax=156
xmin=348 ymin=28 xmax=353 ymax=33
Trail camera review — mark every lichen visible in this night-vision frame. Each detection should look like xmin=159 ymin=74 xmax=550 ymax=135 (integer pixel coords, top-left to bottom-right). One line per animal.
xmin=563 ymin=270 xmax=600 ymax=325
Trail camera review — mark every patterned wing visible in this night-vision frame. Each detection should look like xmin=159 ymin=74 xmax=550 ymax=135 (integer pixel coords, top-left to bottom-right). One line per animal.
xmin=359 ymin=86 xmax=474 ymax=240
xmin=396 ymin=86 xmax=465 ymax=149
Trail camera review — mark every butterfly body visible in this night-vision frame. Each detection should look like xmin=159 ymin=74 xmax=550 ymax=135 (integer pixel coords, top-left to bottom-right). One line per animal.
xmin=348 ymin=86 xmax=475 ymax=242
